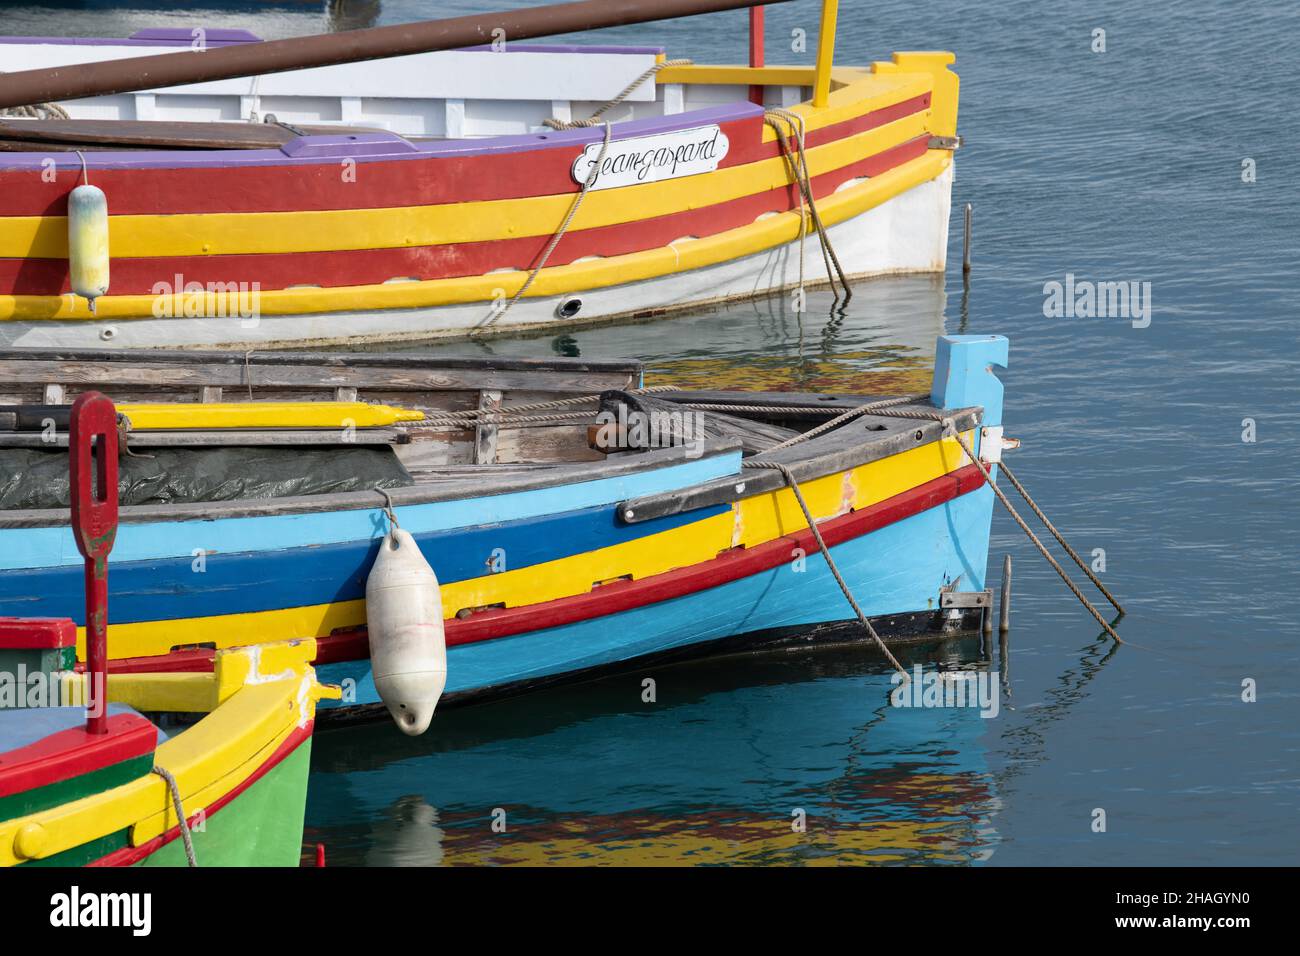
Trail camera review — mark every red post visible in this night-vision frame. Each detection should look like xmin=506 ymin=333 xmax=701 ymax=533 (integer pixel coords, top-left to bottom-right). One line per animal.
xmin=315 ymin=843 xmax=327 ymax=868
xmin=748 ymin=6 xmax=766 ymax=105
xmin=68 ymin=391 xmax=119 ymax=735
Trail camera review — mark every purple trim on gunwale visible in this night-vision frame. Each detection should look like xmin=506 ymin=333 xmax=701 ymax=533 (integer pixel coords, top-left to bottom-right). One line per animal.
xmin=459 ymin=44 xmax=666 ymax=55
xmin=0 ymin=29 xmax=261 ymax=47
xmin=0 ymin=102 xmax=763 ymax=171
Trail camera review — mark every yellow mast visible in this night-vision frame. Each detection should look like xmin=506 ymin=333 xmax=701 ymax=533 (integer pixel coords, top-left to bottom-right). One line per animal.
xmin=813 ymin=0 xmax=839 ymax=107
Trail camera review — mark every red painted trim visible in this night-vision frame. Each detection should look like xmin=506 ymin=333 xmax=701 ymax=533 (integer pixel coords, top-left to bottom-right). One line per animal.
xmin=105 ymin=463 xmax=986 ymax=676
xmin=0 ymin=712 xmax=155 ymax=799
xmin=748 ymin=7 xmax=766 ymax=106
xmin=313 ymin=463 xmax=987 ymax=665
xmin=0 ymin=94 xmax=930 ymax=218
xmin=0 ymin=617 xmax=76 ymax=650
xmin=85 ymin=720 xmax=313 ymax=867
xmin=104 ymin=646 xmax=215 ymax=676
xmin=2 ymin=135 xmax=930 ymax=295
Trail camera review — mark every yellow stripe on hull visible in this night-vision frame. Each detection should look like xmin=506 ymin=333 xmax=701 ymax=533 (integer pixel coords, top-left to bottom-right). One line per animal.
xmin=1 ymin=112 xmax=929 ymax=262
xmin=0 ymin=150 xmax=951 ymax=322
xmin=0 ymin=640 xmax=331 ymax=866
xmin=86 ymin=432 xmax=973 ymax=661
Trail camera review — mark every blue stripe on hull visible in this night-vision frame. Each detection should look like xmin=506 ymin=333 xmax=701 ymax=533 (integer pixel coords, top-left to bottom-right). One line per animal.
xmin=0 ymin=452 xmax=740 ymax=571
xmin=318 ymin=485 xmax=994 ymax=709
xmin=0 ymin=501 xmax=726 ymax=625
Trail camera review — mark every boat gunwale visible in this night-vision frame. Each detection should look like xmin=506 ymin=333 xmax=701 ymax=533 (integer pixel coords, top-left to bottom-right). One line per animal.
xmin=0 ymin=396 xmax=979 ymax=529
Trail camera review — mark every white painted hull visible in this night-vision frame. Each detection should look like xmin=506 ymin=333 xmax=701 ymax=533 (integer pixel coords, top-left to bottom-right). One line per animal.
xmin=0 ymin=165 xmax=953 ymax=350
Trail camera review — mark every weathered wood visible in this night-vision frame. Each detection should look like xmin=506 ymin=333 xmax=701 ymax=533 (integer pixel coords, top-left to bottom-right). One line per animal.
xmin=474 ymin=389 xmax=502 ymax=465
xmin=333 ymin=386 xmax=359 ymax=403
xmin=41 ymin=384 xmax=64 ymax=405
xmin=0 ymin=428 xmax=407 ymax=448
xmin=999 ymin=554 xmax=1012 ymax=633
xmin=497 ymin=425 xmax=604 ymax=464
xmin=0 ymin=118 xmax=391 ymax=151
xmin=0 ymin=358 xmax=637 ymax=394
xmin=199 ymin=386 xmax=222 ymax=403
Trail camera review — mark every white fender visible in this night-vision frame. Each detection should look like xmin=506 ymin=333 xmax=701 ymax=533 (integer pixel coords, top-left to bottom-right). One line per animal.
xmin=365 ymin=527 xmax=446 ymax=735
xmin=67 ymin=184 xmax=110 ymax=312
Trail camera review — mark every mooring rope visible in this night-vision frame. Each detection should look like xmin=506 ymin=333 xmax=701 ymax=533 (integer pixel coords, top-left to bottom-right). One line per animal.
xmin=478 ymin=119 xmax=611 ymax=330
xmin=998 ymin=460 xmax=1125 ymax=616
xmin=946 ymin=428 xmax=1123 ymax=643
xmin=742 ymin=458 xmax=909 ymax=680
xmin=479 ymin=58 xmax=693 ymax=331
xmin=151 ymin=766 xmax=198 ymax=867
xmin=400 ymin=384 xmax=683 ymax=428
xmin=764 ymin=107 xmax=852 ymax=304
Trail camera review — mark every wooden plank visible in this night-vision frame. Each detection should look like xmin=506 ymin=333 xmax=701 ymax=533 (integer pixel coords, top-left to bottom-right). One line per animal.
xmin=41 ymin=384 xmax=64 ymax=405
xmin=0 ymin=428 xmax=407 ymax=448
xmin=199 ymin=386 xmax=222 ymax=403
xmin=473 ymin=389 xmax=501 ymax=465
xmin=0 ymin=358 xmax=637 ymax=394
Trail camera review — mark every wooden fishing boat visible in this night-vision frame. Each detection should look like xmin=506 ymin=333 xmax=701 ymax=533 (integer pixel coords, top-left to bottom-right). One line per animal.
xmin=0 ymin=393 xmax=335 ymax=867
xmin=0 ymin=0 xmax=961 ymax=349
xmin=0 ymin=333 xmax=1010 ymax=719
xmin=0 ymin=628 xmax=334 ymax=866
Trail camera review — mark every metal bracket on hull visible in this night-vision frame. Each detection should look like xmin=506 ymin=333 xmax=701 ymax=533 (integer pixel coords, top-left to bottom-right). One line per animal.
xmin=927 ymin=134 xmax=963 ymax=150
xmin=939 ymin=588 xmax=992 ymax=610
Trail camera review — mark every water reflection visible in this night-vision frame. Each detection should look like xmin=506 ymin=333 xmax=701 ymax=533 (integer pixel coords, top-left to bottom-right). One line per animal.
xmin=377 ymin=274 xmax=948 ymax=395
xmin=306 ymin=634 xmax=1005 ymax=866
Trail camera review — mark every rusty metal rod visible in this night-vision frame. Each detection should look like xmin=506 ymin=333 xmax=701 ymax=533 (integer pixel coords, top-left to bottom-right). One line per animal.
xmin=0 ymin=0 xmax=789 ymax=111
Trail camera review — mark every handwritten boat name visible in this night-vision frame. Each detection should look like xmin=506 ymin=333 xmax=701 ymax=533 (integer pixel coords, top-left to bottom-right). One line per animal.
xmin=571 ymin=125 xmax=730 ymax=191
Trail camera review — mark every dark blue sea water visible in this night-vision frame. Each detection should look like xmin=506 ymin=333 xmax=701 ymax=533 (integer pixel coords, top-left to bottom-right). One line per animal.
xmin=5 ymin=0 xmax=1295 ymax=865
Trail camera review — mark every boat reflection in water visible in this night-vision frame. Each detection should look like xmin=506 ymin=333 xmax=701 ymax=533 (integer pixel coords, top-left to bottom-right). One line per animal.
xmin=305 ymin=632 xmax=1004 ymax=866
xmin=382 ymin=273 xmax=948 ymax=396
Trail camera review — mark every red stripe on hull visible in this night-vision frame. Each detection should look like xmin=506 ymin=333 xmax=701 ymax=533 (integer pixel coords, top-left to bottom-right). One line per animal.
xmin=85 ymin=721 xmax=313 ymax=867
xmin=313 ymin=462 xmax=988 ymax=665
xmin=0 ymin=94 xmax=930 ymax=217
xmin=2 ymin=135 xmax=930 ymax=295
xmin=105 ymin=463 xmax=986 ymax=677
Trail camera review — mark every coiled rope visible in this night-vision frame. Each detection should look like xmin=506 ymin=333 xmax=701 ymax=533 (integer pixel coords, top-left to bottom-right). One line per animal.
xmin=0 ymin=73 xmax=70 ymax=120
xmin=151 ymin=766 xmax=198 ymax=867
